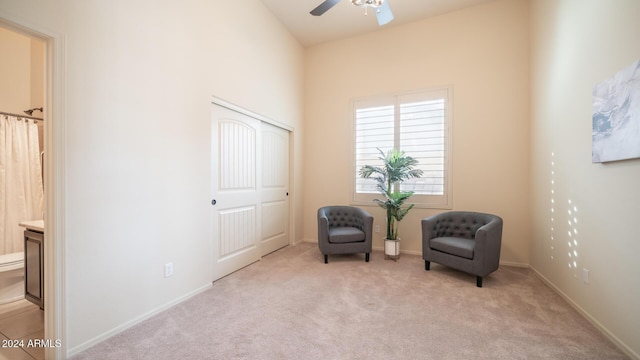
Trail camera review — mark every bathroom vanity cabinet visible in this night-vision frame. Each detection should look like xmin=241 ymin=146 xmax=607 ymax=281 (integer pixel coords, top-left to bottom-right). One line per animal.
xmin=19 ymin=220 xmax=44 ymax=309
xmin=24 ymin=229 xmax=44 ymax=309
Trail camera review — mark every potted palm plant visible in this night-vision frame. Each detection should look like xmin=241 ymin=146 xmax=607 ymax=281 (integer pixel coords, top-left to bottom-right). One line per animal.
xmin=359 ymin=148 xmax=423 ymax=260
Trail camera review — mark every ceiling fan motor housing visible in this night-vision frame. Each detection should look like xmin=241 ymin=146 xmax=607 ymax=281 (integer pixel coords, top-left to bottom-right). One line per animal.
xmin=351 ymin=0 xmax=384 ymax=7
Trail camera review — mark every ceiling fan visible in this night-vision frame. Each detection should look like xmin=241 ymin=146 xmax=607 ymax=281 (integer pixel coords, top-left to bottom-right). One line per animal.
xmin=310 ymin=0 xmax=394 ymax=26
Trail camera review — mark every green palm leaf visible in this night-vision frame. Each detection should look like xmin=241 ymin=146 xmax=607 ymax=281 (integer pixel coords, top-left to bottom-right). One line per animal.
xmin=359 ymin=148 xmax=422 ymax=240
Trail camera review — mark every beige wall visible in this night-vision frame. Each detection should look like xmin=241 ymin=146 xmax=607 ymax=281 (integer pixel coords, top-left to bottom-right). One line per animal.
xmin=530 ymin=0 xmax=640 ymax=357
xmin=0 ymin=27 xmax=43 ymax=114
xmin=30 ymin=35 xmax=45 ymax=149
xmin=0 ymin=27 xmax=31 ymax=113
xmin=2 ymin=0 xmax=304 ymax=355
xmin=0 ymin=27 xmax=44 ymax=163
xmin=304 ymin=0 xmax=531 ymax=264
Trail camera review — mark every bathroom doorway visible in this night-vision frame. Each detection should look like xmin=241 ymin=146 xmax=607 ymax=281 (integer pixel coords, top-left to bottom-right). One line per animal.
xmin=0 ymin=25 xmax=46 ymax=360
xmin=0 ymin=17 xmax=64 ymax=359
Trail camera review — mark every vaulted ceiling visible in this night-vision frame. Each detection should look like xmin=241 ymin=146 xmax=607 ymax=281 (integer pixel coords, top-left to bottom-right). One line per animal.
xmin=260 ymin=0 xmax=496 ymax=47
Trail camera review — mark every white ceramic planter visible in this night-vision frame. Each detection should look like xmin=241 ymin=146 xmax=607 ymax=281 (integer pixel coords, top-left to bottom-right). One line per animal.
xmin=384 ymin=238 xmax=400 ymax=261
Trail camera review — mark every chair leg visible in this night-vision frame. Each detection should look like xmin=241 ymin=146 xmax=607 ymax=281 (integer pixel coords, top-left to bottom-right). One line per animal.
xmin=476 ymin=276 xmax=483 ymax=288
xmin=365 ymin=253 xmax=370 ymax=262
xmin=324 ymin=254 xmax=328 ymax=264
xmin=425 ymin=261 xmax=430 ymax=271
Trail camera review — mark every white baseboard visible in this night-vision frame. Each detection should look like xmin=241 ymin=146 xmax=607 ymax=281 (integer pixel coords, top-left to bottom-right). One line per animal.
xmin=530 ymin=267 xmax=639 ymax=360
xmin=0 ymin=294 xmax=25 ymax=305
xmin=499 ymin=260 xmax=529 ymax=268
xmin=67 ymin=283 xmax=213 ymax=357
xmin=295 ymin=238 xmax=314 ymax=245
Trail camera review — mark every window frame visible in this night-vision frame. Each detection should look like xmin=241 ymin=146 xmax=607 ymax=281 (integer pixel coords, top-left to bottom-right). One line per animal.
xmin=351 ymin=86 xmax=453 ymax=209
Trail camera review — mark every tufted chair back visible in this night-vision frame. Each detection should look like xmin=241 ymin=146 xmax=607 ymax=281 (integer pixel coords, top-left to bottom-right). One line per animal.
xmin=324 ymin=207 xmax=366 ymax=230
xmin=430 ymin=212 xmax=494 ymax=240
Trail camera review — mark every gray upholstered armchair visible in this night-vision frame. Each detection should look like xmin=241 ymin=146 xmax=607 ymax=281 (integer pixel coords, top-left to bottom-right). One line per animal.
xmin=318 ymin=206 xmax=373 ymax=264
xmin=422 ymin=211 xmax=503 ymax=287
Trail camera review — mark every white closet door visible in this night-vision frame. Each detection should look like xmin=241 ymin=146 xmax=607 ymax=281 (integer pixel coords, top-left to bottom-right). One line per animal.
xmin=260 ymin=122 xmax=290 ymax=256
xmin=211 ymin=105 xmax=262 ymax=281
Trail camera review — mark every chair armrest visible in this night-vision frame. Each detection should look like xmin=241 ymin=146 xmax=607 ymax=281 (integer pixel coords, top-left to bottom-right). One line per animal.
xmin=421 ymin=214 xmax=444 ymax=258
xmin=474 ymin=216 xmax=503 ymax=249
xmin=473 ymin=215 xmax=503 ymax=273
xmin=317 ymin=208 xmax=330 ymax=243
xmin=353 ymin=208 xmax=374 ymax=245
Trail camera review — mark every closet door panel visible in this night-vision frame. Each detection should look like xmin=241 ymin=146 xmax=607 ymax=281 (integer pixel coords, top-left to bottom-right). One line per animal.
xmin=211 ymin=106 xmax=261 ymax=281
xmin=260 ymin=123 xmax=289 ymax=256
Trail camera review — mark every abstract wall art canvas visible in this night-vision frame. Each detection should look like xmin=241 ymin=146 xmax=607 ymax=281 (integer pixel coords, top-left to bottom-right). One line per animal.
xmin=592 ymin=60 xmax=640 ymax=163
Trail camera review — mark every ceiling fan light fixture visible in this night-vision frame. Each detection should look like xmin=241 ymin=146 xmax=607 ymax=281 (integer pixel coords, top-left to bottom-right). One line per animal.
xmin=350 ymin=0 xmax=384 ymax=9
xmin=311 ymin=0 xmax=393 ymax=26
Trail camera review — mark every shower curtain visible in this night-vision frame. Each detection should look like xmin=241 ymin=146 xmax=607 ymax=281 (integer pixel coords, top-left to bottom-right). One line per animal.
xmin=0 ymin=115 xmax=44 ymax=256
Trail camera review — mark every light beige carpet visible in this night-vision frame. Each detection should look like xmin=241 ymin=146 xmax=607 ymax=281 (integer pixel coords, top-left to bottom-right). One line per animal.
xmin=74 ymin=242 xmax=628 ymax=359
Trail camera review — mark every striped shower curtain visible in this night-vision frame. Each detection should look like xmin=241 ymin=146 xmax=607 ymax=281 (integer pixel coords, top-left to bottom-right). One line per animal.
xmin=0 ymin=114 xmax=44 ymax=255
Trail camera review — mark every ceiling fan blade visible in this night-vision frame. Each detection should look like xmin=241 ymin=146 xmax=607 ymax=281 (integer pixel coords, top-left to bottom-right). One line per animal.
xmin=375 ymin=0 xmax=394 ymax=26
xmin=310 ymin=0 xmax=341 ymax=16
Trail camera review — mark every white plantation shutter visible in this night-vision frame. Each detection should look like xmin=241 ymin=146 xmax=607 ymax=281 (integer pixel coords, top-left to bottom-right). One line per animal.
xmin=399 ymin=93 xmax=446 ymax=196
xmin=355 ymin=104 xmax=394 ymax=194
xmin=353 ymin=87 xmax=452 ymax=209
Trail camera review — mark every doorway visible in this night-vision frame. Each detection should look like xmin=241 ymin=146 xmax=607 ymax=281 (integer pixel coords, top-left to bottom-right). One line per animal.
xmin=0 ymin=25 xmax=45 ymax=360
xmin=0 ymin=16 xmax=65 ymax=359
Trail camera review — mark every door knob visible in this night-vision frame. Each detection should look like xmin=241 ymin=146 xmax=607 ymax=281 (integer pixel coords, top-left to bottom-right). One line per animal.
xmin=211 ymin=199 xmax=217 ymax=206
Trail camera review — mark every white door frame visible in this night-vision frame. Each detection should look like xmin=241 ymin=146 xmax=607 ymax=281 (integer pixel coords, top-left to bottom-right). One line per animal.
xmin=0 ymin=15 xmax=67 ymax=359
xmin=211 ymin=97 xmax=293 ymax=132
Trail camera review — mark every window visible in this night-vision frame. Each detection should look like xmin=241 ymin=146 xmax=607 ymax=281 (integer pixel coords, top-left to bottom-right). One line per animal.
xmin=352 ymin=87 xmax=452 ymax=209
